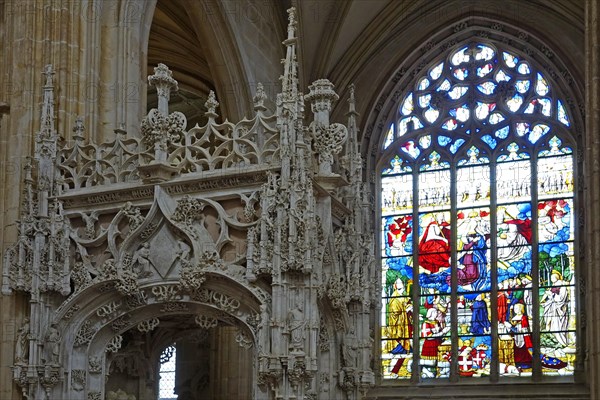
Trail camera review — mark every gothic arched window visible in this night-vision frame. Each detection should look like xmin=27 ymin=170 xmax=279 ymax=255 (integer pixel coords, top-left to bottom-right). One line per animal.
xmin=380 ymin=42 xmax=576 ymax=380
xmin=158 ymin=344 xmax=177 ymax=399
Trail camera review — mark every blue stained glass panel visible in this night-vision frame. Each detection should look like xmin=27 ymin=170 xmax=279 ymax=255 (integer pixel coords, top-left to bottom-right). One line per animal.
xmin=381 ymin=41 xmax=576 ymax=380
xmin=438 ymin=135 xmax=452 ymax=146
xmin=557 ymin=100 xmax=570 ymax=126
xmin=430 ymin=62 xmax=445 ymax=80
xmin=477 ymin=63 xmax=494 ymax=77
xmin=400 ymin=140 xmax=421 ymax=159
xmin=477 ymin=81 xmax=496 ymax=95
xmin=503 ymin=52 xmax=519 ymax=68
xmin=495 ymin=126 xmax=510 ymax=139
xmin=401 ymin=93 xmax=414 ymax=115
xmin=481 ymin=135 xmax=497 ymax=149
xmin=528 ymin=124 xmax=550 ymax=144
xmin=518 ymin=63 xmax=531 ymax=74
xmin=450 ymin=138 xmax=466 ymax=154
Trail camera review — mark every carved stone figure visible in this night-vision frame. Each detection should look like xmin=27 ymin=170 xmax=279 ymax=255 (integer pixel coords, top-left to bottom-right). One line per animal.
xmin=175 ymin=240 xmax=191 ymax=268
xmin=287 ymin=304 xmax=306 ymax=352
xmin=45 ymin=324 xmax=61 ymax=365
xmin=0 ymin=8 xmax=379 ymax=400
xmin=132 ymin=243 xmax=153 ymax=277
xmin=341 ymin=329 xmax=358 ymax=368
xmin=15 ymin=318 xmax=30 ymax=364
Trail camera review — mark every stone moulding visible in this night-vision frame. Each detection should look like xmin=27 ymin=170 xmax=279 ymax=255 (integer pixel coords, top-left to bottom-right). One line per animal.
xmin=3 ymin=7 xmax=375 ymax=400
xmin=58 ymin=164 xmax=278 ymax=210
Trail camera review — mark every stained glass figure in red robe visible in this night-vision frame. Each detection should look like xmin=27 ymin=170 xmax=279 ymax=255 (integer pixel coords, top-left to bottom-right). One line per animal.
xmin=419 ymin=213 xmax=451 ymax=274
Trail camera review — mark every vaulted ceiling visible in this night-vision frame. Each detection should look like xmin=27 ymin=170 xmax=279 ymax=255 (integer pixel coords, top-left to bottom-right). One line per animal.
xmin=146 ymin=0 xmax=585 ymax=131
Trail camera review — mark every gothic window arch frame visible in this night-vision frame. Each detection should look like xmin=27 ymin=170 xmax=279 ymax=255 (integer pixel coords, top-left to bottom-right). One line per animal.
xmin=370 ymin=24 xmax=585 ymax=387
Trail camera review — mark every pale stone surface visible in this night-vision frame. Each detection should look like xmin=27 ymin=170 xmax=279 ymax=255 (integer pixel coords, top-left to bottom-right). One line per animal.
xmin=0 ymin=1 xmax=593 ymax=400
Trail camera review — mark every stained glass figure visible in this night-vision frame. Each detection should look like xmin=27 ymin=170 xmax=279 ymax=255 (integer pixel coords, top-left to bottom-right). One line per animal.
xmin=496 ymin=161 xmax=531 ymax=204
xmin=380 ymin=42 xmax=577 ymax=380
xmin=456 ymin=165 xmax=491 ymax=207
xmin=382 ymin=173 xmax=413 ymax=216
xmin=458 ymin=336 xmax=492 ymax=377
xmin=418 ymin=212 xmax=451 ymax=276
xmin=419 ymin=295 xmax=452 ymax=378
xmin=382 ymin=216 xmax=413 ymax=257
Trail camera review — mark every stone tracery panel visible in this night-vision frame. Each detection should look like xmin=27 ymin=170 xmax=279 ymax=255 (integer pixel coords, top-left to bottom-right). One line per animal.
xmin=2 ymin=8 xmax=374 ymax=400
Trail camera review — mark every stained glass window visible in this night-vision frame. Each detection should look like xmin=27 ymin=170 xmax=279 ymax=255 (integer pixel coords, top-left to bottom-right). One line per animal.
xmin=158 ymin=345 xmax=177 ymax=400
xmin=380 ymin=43 xmax=576 ymax=381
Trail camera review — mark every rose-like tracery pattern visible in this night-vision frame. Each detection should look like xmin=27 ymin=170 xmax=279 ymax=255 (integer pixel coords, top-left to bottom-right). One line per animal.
xmin=380 ymin=42 xmax=577 ymax=381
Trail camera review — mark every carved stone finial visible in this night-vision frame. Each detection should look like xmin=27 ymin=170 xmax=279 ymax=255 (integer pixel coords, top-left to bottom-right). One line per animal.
xmin=38 ymin=65 xmax=56 ymax=140
xmin=305 ymin=79 xmax=339 ymax=127
xmin=253 ymin=83 xmax=267 ymax=112
xmin=347 ymin=84 xmax=358 ymax=117
xmin=205 ymin=90 xmax=219 ymax=119
xmin=43 ymin=64 xmax=55 ymax=88
xmin=148 ymin=64 xmax=178 ymax=116
xmin=73 ymin=116 xmax=85 ymax=142
xmin=345 ymin=83 xmax=359 ymax=151
xmin=24 ymin=157 xmax=33 ymax=183
xmin=287 ymin=7 xmax=297 ymax=32
xmin=307 ymin=78 xmax=348 ymax=177
xmin=281 ymin=7 xmax=299 ymax=101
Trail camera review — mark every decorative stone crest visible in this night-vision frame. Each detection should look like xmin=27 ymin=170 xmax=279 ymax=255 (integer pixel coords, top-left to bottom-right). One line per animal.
xmin=137 ymin=317 xmax=160 ymax=333
xmin=1 ymin=8 xmax=375 ymax=399
xmin=71 ymin=369 xmax=85 ymax=391
xmin=106 ymin=335 xmax=123 ymax=353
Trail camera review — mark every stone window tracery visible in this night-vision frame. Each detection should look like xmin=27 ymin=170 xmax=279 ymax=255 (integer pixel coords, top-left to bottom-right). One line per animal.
xmin=158 ymin=344 xmax=177 ymax=400
xmin=379 ymin=42 xmax=577 ymax=381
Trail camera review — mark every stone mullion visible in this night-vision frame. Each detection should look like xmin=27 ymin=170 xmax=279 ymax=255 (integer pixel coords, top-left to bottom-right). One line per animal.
xmin=531 ymin=152 xmax=542 ymax=380
xmin=489 ymin=159 xmax=499 ymax=382
xmin=449 ymin=161 xmax=458 ymax=382
xmin=585 ymin=0 xmax=600 ymax=395
xmin=411 ymin=165 xmax=420 ymax=383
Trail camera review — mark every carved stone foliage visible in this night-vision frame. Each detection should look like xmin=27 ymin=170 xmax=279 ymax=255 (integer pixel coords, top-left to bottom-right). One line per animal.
xmin=107 ymin=389 xmax=136 ymax=400
xmin=2 ymin=198 xmax=70 ymax=296
xmin=58 ymin=77 xmax=279 ymax=191
xmin=71 ymin=369 xmax=85 ymax=391
xmin=195 ymin=315 xmax=218 ymax=329
xmin=2 ymin=7 xmax=374 ymax=400
xmin=137 ymin=317 xmax=160 ymax=333
xmin=89 ymin=356 xmax=102 ymax=374
xmin=74 ymin=321 xmax=96 ymax=347
xmin=106 ymin=335 xmax=123 ymax=353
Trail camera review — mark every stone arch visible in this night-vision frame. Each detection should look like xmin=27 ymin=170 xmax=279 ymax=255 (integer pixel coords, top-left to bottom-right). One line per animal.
xmin=52 ymin=273 xmax=265 ymax=400
xmin=315 ymin=297 xmax=343 ymax=395
xmin=362 ymin=17 xmax=584 ymax=178
xmin=370 ymin=19 xmax=585 ymax=390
